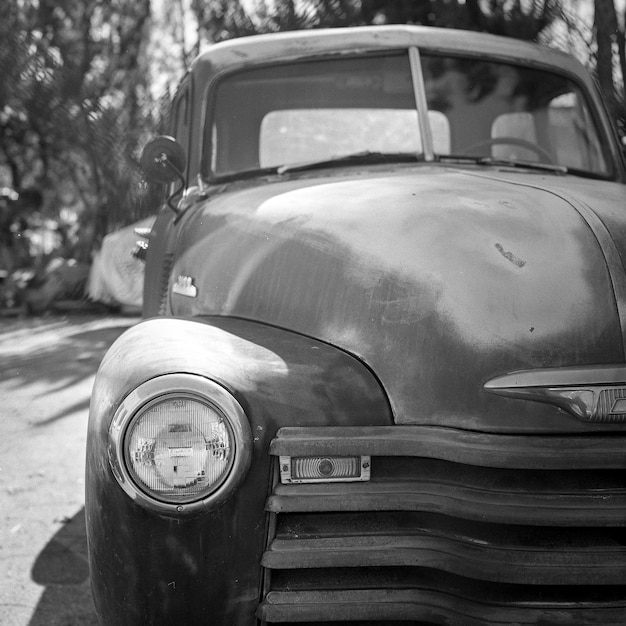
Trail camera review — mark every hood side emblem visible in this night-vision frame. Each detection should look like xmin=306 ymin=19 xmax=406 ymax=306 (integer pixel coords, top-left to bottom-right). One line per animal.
xmin=172 ymin=275 xmax=197 ymax=298
xmin=484 ymin=365 xmax=626 ymax=423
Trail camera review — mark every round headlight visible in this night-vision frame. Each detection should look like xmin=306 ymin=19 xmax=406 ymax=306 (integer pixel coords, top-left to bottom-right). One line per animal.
xmin=126 ymin=394 xmax=234 ymax=502
xmin=109 ymin=374 xmax=252 ymax=514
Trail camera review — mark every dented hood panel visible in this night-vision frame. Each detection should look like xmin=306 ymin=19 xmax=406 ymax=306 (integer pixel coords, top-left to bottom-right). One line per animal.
xmin=170 ymin=166 xmax=626 ymax=432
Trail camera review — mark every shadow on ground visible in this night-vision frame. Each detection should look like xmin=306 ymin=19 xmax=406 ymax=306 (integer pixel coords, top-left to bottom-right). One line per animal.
xmin=29 ymin=508 xmax=98 ymax=626
xmin=0 ymin=313 xmax=140 ymax=625
xmin=0 ymin=320 xmax=135 ymax=394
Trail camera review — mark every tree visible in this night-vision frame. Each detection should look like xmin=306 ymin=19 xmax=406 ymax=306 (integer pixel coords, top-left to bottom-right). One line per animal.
xmin=190 ymin=0 xmax=562 ymax=42
xmin=0 ymin=0 xmax=161 ymax=263
xmin=592 ymin=0 xmax=625 ymax=135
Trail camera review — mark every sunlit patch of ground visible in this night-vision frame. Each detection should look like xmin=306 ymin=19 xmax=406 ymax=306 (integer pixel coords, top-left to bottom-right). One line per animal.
xmin=0 ymin=313 xmax=138 ymax=625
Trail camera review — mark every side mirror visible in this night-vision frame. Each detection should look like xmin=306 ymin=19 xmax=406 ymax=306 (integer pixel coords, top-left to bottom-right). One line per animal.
xmin=140 ymin=136 xmax=186 ymax=184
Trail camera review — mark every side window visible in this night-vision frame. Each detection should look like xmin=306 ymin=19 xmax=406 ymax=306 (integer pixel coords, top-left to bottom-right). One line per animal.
xmin=490 ymin=93 xmax=608 ymax=171
xmin=546 ymin=93 xmax=606 ymax=172
xmin=173 ymin=90 xmax=190 ymax=151
xmin=167 ymin=88 xmax=190 ymax=191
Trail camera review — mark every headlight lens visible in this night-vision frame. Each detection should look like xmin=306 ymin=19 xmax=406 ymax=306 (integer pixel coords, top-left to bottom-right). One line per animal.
xmin=125 ymin=395 xmax=234 ymax=503
xmin=109 ymin=374 xmax=252 ymax=514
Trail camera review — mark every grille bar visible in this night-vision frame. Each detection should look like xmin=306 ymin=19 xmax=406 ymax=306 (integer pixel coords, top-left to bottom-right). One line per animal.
xmin=270 ymin=426 xmax=626 ymax=469
xmin=267 ymin=480 xmax=626 ymax=525
xmin=258 ymin=589 xmax=626 ymax=625
xmin=262 ymin=529 xmax=626 ymax=585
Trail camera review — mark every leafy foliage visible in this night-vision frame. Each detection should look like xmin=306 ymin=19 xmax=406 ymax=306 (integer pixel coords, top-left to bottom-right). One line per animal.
xmin=0 ymin=0 xmax=163 ymax=261
xmin=192 ymin=0 xmax=563 ymax=40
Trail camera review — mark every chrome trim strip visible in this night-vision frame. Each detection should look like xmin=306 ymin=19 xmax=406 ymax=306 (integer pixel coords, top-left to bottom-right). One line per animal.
xmin=485 ymin=364 xmax=626 ymax=387
xmin=485 ymin=364 xmax=626 ymax=422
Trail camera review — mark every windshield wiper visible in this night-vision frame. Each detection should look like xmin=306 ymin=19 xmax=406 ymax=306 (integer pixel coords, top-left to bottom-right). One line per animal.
xmin=438 ymin=154 xmax=568 ymax=175
xmin=277 ymin=151 xmax=422 ymax=175
xmin=211 ymin=166 xmax=282 ymax=183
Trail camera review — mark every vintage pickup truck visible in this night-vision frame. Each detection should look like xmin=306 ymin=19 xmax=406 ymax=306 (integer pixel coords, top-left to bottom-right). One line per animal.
xmin=86 ymin=25 xmax=626 ymax=625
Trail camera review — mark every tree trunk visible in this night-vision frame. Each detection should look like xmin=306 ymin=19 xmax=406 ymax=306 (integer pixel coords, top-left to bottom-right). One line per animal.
xmin=594 ymin=0 xmax=618 ymax=114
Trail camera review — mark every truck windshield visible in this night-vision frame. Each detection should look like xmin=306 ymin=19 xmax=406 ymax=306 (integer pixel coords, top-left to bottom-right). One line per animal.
xmin=208 ymin=50 xmax=611 ymax=179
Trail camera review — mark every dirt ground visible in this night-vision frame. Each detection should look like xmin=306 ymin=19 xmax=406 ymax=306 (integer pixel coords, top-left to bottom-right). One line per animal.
xmin=0 ymin=312 xmax=140 ymax=625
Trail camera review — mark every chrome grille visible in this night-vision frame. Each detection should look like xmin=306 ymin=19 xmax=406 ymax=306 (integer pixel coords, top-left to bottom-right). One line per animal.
xmin=258 ymin=426 xmax=626 ymax=625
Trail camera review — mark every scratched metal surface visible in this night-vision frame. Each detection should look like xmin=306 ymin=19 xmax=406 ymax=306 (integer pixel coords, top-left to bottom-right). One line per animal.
xmin=168 ymin=164 xmax=625 ymax=432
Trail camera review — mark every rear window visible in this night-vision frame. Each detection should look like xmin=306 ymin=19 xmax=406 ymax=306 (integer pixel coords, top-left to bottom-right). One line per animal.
xmin=208 ymin=50 xmax=611 ymax=179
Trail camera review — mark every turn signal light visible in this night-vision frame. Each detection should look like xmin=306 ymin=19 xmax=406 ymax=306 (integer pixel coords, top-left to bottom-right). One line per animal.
xmin=279 ymin=455 xmax=370 ymax=483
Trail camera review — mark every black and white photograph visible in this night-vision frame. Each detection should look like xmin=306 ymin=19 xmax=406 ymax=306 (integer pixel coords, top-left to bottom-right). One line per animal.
xmin=2 ymin=1 xmax=626 ymax=624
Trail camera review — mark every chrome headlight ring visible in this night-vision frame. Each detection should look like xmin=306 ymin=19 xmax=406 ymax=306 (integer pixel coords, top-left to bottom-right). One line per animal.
xmin=108 ymin=373 xmax=252 ymax=515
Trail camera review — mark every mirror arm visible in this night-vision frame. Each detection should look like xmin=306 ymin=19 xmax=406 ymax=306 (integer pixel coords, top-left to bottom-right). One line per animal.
xmin=140 ymin=136 xmax=188 ymax=215
xmin=160 ymin=157 xmax=185 ymax=216
xmin=167 ymin=185 xmax=184 ymax=216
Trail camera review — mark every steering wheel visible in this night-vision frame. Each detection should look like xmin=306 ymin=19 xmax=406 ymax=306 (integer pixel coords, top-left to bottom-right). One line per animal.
xmin=461 ymin=137 xmax=554 ymax=164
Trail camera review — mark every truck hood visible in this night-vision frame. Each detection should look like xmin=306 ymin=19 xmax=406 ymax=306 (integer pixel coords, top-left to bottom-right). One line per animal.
xmin=170 ymin=166 xmax=626 ymax=432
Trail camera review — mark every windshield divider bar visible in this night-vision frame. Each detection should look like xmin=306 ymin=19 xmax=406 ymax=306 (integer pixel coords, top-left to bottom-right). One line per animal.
xmin=409 ymin=46 xmax=434 ymax=162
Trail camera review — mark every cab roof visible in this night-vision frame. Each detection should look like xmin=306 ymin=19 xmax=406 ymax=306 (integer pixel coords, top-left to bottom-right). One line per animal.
xmin=191 ymin=25 xmax=591 ymax=86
